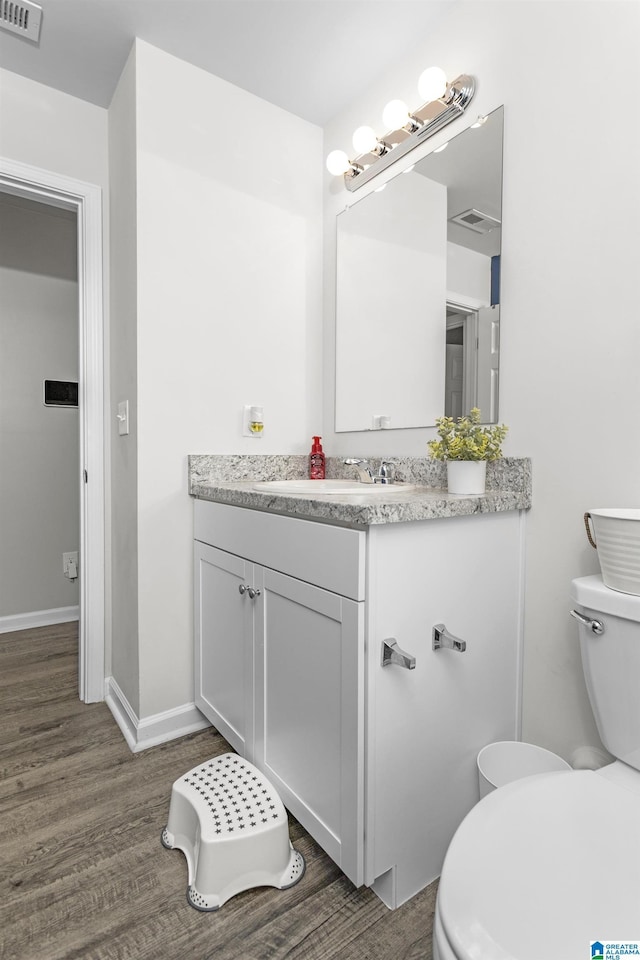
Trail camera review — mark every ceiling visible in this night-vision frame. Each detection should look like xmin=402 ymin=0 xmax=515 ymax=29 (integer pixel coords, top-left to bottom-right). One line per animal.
xmin=0 ymin=0 xmax=456 ymax=126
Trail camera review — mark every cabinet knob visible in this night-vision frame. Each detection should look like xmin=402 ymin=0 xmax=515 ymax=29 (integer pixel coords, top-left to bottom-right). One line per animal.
xmin=247 ymin=587 xmax=261 ymax=600
xmin=238 ymin=584 xmax=247 ymax=595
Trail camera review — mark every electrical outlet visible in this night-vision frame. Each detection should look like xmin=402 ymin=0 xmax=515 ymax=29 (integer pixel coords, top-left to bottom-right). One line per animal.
xmin=63 ymin=551 xmax=78 ymax=579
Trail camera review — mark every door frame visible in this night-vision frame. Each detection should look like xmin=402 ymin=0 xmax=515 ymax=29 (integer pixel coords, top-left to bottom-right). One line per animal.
xmin=446 ymin=300 xmax=479 ymax=415
xmin=0 ymin=157 xmax=105 ymax=703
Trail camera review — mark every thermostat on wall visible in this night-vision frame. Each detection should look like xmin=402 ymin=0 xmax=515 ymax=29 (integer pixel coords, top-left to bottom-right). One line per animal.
xmin=43 ymin=380 xmax=78 ymax=407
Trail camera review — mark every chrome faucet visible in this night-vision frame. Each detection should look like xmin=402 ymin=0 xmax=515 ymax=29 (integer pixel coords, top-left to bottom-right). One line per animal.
xmin=344 ymin=458 xmax=396 ymax=484
xmin=379 ymin=460 xmax=396 ymax=484
xmin=344 ymin=458 xmax=375 ymax=483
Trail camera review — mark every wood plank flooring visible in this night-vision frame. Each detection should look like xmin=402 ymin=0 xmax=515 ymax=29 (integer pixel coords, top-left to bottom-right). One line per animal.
xmin=0 ymin=623 xmax=437 ymax=960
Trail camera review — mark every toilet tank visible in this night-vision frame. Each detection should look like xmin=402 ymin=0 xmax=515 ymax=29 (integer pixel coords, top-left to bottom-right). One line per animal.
xmin=571 ymin=575 xmax=640 ymax=772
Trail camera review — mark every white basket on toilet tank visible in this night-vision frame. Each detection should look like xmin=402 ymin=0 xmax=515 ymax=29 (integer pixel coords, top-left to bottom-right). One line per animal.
xmin=584 ymin=508 xmax=640 ymax=595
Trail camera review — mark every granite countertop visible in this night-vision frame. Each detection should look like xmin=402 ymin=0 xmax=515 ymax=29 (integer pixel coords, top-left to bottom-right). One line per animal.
xmin=188 ymin=455 xmax=531 ymax=527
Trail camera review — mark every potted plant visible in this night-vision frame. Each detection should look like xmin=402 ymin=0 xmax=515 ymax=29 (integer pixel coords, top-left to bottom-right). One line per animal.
xmin=428 ymin=407 xmax=508 ymax=494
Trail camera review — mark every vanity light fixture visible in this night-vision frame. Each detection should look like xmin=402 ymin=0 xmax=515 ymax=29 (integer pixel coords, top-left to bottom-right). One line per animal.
xmin=326 ymin=69 xmax=475 ymax=192
xmin=417 ymin=66 xmax=448 ymax=102
xmin=352 ymin=125 xmax=390 ymax=157
xmin=326 ymin=150 xmax=362 ymax=177
xmin=382 ymin=99 xmax=419 ymax=132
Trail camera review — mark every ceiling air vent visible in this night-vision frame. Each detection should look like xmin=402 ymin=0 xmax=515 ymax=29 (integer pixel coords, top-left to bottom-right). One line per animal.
xmin=0 ymin=0 xmax=42 ymax=42
xmin=449 ymin=208 xmax=501 ymax=234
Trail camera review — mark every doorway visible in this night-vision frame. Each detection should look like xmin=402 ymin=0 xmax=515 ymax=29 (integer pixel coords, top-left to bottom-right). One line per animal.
xmin=445 ymin=303 xmax=477 ymax=418
xmin=0 ymin=157 xmax=105 ymax=703
xmin=0 ymin=192 xmax=80 ymax=627
xmin=445 ymin=300 xmax=500 ymax=422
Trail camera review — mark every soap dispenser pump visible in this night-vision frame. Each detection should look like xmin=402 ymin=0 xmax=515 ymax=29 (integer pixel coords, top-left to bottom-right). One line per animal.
xmin=309 ymin=436 xmax=325 ymax=480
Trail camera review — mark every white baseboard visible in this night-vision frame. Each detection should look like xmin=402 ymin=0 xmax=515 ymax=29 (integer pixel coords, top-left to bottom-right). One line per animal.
xmin=105 ymin=676 xmax=211 ymax=753
xmin=0 ymin=605 xmax=80 ymax=634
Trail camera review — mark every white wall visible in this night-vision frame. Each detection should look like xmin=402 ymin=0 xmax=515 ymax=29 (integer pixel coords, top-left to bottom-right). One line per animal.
xmin=0 ymin=68 xmax=108 ymax=186
xmin=112 ymin=41 xmax=323 ymax=719
xmin=336 ymin=173 xmax=446 ymax=431
xmin=0 ymin=195 xmax=79 ymax=617
xmin=108 ymin=47 xmax=140 ymax=713
xmin=447 ymin=242 xmax=491 ymax=305
xmin=323 ymin=0 xmax=640 ymax=762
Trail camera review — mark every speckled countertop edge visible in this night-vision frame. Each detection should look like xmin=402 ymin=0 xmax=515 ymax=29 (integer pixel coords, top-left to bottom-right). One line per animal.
xmin=188 ymin=455 xmax=531 ymax=527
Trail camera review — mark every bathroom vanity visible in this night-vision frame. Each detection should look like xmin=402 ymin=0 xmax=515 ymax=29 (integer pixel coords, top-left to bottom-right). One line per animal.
xmin=190 ymin=455 xmax=530 ymax=908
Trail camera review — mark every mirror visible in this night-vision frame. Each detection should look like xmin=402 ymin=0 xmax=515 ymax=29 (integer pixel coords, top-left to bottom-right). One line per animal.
xmin=335 ymin=106 xmax=503 ymax=432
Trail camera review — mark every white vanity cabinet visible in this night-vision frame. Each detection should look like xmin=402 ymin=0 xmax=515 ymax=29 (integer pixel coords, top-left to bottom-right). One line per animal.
xmin=194 ymin=500 xmax=366 ymax=885
xmin=194 ymin=497 xmax=524 ymax=908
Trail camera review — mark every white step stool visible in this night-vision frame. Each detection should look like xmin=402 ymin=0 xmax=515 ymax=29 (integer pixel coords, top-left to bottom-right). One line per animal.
xmin=161 ymin=753 xmax=305 ymax=911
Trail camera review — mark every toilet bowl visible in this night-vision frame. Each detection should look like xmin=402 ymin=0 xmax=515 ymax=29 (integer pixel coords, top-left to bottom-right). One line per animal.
xmin=433 ymin=575 xmax=640 ymax=960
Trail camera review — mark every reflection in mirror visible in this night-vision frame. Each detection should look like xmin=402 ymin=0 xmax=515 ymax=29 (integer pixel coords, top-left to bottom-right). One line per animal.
xmin=335 ymin=106 xmax=503 ymax=432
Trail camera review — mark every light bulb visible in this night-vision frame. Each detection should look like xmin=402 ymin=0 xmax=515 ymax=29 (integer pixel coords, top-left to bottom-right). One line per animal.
xmin=352 ymin=125 xmax=378 ymax=154
xmin=382 ymin=99 xmax=410 ymax=130
xmin=326 ymin=149 xmax=351 ymax=176
xmin=418 ymin=66 xmax=448 ymax=102
xmin=471 ymin=115 xmax=488 ymax=128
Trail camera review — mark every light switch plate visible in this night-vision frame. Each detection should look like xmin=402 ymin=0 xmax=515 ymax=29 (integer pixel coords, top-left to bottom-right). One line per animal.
xmin=117 ymin=400 xmax=129 ymax=436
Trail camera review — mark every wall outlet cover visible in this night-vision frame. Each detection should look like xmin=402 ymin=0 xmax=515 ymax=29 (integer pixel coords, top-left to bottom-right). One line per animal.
xmin=63 ymin=551 xmax=78 ymax=577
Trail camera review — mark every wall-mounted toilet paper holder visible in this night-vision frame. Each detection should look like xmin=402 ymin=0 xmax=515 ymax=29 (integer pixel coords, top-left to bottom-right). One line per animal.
xmin=381 ymin=638 xmax=416 ymax=669
xmin=432 ymin=623 xmax=466 ymax=653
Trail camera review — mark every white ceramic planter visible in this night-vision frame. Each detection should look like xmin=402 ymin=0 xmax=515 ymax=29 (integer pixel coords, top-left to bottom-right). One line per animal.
xmin=446 ymin=460 xmax=487 ymax=495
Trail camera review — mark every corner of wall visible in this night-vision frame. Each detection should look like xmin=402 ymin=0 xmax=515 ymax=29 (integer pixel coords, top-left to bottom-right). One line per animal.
xmin=105 ymin=675 xmax=210 ymax=753
xmin=108 ymin=42 xmax=140 ymax=714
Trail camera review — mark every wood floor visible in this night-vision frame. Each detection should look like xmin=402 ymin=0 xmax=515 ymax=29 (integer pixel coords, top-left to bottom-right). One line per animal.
xmin=0 ymin=623 xmax=437 ymax=960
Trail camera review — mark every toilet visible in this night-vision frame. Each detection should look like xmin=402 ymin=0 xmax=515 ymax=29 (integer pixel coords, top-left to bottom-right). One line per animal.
xmin=433 ymin=575 xmax=640 ymax=960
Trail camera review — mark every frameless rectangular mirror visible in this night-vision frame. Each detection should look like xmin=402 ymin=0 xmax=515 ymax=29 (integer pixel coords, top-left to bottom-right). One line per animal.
xmin=334 ymin=105 xmax=503 ymax=432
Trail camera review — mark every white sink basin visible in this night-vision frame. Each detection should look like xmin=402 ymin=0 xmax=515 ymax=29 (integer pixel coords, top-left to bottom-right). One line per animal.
xmin=252 ymin=479 xmax=422 ymax=495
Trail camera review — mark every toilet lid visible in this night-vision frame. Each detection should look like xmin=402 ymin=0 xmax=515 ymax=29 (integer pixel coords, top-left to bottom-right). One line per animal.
xmin=438 ymin=770 xmax=640 ymax=960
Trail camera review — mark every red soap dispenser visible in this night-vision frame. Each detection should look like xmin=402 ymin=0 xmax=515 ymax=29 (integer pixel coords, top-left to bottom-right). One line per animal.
xmin=309 ymin=436 xmax=325 ymax=479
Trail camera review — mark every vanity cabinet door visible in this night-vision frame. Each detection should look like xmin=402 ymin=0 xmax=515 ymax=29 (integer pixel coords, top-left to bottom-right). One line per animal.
xmin=253 ymin=567 xmax=365 ymax=887
xmin=194 ymin=541 xmax=255 ymax=760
